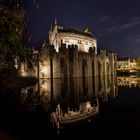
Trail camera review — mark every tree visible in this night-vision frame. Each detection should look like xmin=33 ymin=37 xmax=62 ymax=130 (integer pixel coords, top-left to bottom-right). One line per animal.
xmin=0 ymin=0 xmax=27 ymax=71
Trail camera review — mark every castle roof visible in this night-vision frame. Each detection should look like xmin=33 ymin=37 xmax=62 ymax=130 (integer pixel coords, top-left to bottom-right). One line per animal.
xmin=58 ymin=28 xmax=96 ymax=39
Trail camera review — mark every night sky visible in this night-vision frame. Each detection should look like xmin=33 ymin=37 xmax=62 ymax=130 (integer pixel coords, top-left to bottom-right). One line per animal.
xmin=24 ymin=0 xmax=140 ymax=58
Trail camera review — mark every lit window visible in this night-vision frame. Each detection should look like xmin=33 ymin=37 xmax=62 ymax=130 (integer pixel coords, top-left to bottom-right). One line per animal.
xmin=78 ymin=40 xmax=81 ymax=44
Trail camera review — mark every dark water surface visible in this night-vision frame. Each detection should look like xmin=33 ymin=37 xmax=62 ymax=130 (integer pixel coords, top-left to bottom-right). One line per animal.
xmin=0 ymin=76 xmax=140 ymax=139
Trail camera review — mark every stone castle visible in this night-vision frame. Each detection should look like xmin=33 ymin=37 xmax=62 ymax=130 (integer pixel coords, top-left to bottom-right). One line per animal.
xmin=20 ymin=23 xmax=117 ymax=78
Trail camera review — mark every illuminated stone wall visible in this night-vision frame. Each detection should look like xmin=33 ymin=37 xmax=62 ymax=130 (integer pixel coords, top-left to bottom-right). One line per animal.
xmin=19 ymin=60 xmax=37 ymax=77
xmin=49 ymin=24 xmax=97 ymax=53
xmin=18 ymin=24 xmax=117 ymax=79
xmin=39 ymin=43 xmax=117 ymax=79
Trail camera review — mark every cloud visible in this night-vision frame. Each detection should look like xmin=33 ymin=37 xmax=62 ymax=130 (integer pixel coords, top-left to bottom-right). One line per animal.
xmin=99 ymin=16 xmax=111 ymax=22
xmin=133 ymin=38 xmax=140 ymax=44
xmin=107 ymin=25 xmax=119 ymax=32
xmin=106 ymin=16 xmax=140 ymax=33
xmin=118 ymin=20 xmax=140 ymax=31
xmin=124 ymin=34 xmax=140 ymax=44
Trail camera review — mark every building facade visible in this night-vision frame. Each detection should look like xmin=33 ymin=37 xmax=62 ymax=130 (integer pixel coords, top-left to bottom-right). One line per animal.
xmin=117 ymin=57 xmax=137 ymax=71
xmin=19 ymin=23 xmax=117 ymax=78
xmin=38 ymin=24 xmax=117 ymax=79
xmin=49 ymin=23 xmax=97 ymax=53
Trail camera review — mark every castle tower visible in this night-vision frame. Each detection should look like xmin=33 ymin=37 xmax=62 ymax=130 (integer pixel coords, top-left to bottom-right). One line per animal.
xmin=49 ymin=23 xmax=97 ymax=54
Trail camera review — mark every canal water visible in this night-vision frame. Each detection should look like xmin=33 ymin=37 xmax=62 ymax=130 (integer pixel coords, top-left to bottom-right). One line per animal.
xmin=0 ymin=76 xmax=140 ymax=139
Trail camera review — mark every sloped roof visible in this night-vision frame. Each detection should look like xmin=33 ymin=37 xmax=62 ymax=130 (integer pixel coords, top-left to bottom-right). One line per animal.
xmin=58 ymin=28 xmax=96 ymax=39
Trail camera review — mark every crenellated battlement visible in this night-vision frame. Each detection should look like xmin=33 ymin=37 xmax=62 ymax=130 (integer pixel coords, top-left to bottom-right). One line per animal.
xmin=38 ymin=43 xmax=117 ymax=78
xmin=19 ymin=24 xmax=117 ymax=78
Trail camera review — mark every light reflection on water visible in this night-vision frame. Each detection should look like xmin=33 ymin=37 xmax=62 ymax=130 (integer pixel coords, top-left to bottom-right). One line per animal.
xmin=3 ymin=76 xmax=140 ymax=138
xmin=117 ymin=76 xmax=140 ymax=87
xmin=21 ymin=76 xmax=118 ymax=126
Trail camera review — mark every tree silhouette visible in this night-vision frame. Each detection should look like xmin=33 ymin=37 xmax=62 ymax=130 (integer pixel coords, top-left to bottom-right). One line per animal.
xmin=0 ymin=0 xmax=27 ymax=71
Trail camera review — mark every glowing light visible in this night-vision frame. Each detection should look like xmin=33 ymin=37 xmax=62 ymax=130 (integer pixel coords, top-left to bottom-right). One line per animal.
xmin=84 ymin=27 xmax=89 ymax=33
xmin=62 ymin=38 xmax=96 ymax=52
xmin=40 ymin=62 xmax=49 ymax=78
xmin=20 ymin=63 xmax=27 ymax=76
xmin=86 ymin=102 xmax=92 ymax=109
xmin=40 ymin=66 xmax=48 ymax=74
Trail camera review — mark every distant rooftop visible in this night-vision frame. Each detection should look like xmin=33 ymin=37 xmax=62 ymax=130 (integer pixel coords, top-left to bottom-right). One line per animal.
xmin=117 ymin=57 xmax=136 ymax=61
xmin=117 ymin=57 xmax=129 ymax=61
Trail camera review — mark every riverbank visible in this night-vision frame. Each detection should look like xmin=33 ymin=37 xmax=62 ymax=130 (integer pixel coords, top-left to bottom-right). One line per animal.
xmin=0 ymin=67 xmax=37 ymax=89
xmin=0 ymin=76 xmax=37 ymax=89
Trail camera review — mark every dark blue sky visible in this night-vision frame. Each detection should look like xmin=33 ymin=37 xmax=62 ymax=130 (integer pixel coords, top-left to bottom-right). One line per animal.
xmin=24 ymin=0 xmax=140 ymax=58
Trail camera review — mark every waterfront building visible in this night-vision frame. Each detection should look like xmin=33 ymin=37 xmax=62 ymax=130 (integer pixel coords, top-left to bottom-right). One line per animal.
xmin=117 ymin=57 xmax=137 ymax=71
xmin=38 ymin=23 xmax=117 ymax=78
xmin=19 ymin=23 xmax=117 ymax=78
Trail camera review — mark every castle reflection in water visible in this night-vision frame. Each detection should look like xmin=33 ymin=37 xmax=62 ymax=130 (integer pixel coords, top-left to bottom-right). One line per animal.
xmin=21 ymin=76 xmax=118 ymax=127
xmin=117 ymin=76 xmax=140 ymax=87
